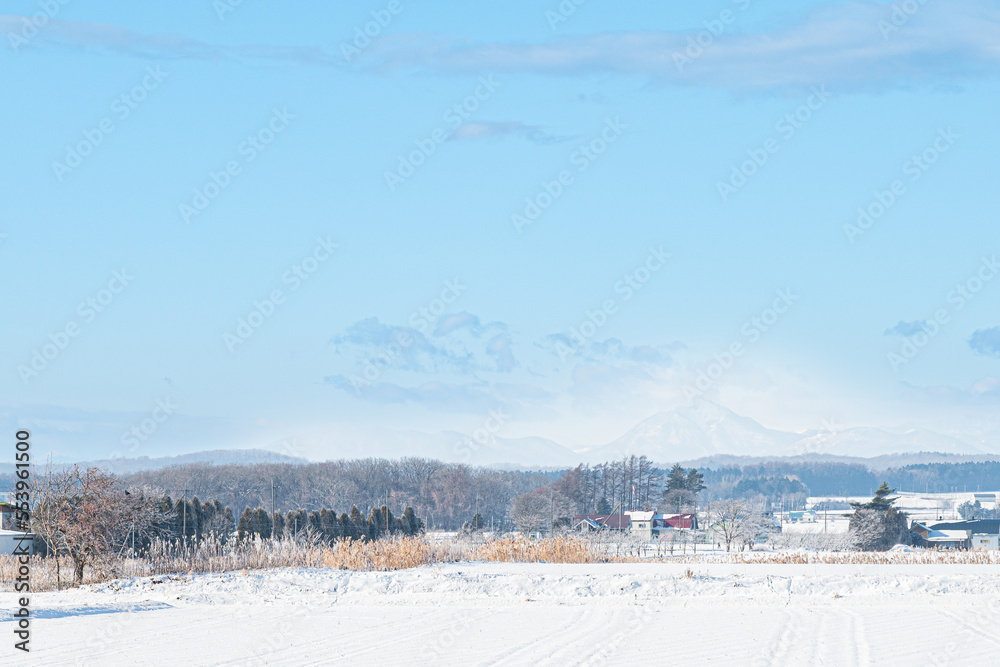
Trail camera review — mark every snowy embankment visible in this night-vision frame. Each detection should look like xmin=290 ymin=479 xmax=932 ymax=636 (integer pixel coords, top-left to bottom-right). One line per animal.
xmin=4 ymin=562 xmax=1000 ymax=665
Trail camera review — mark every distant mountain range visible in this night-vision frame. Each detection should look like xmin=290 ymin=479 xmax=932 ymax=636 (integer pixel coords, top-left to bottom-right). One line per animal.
xmin=0 ymin=449 xmax=308 ymax=476
xmin=582 ymin=401 xmax=988 ymax=463
xmin=9 ymin=401 xmax=999 ymax=472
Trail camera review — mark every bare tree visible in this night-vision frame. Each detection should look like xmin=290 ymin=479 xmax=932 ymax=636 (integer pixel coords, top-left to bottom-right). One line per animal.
xmin=32 ymin=464 xmax=164 ymax=588
xmin=737 ymin=503 xmax=773 ymax=552
xmin=709 ymin=499 xmax=752 ymax=553
xmin=509 ymin=493 xmax=549 ymax=534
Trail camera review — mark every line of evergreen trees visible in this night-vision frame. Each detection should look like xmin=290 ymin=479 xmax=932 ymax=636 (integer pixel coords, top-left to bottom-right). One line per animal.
xmin=158 ymin=495 xmax=236 ymax=544
xmin=236 ymin=504 xmax=424 ymax=543
xmin=134 ymin=495 xmax=425 ymax=551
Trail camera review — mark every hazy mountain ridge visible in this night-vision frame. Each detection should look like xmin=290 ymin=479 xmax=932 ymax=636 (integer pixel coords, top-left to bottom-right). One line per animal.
xmin=11 ymin=401 xmax=999 ymax=472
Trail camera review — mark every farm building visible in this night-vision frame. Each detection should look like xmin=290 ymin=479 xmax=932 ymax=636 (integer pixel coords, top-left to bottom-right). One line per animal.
xmin=911 ymin=519 xmax=1000 ymax=550
xmin=572 ymin=512 xmax=699 ymax=538
xmin=572 ymin=514 xmax=631 ymax=532
xmin=909 ymin=523 xmax=970 ymax=549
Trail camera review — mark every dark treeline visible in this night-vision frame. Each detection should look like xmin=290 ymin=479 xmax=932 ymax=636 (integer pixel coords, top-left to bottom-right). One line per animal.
xmin=702 ymin=462 xmax=879 ymax=500
xmin=236 ymin=504 xmax=423 ymax=542
xmin=113 ymin=493 xmax=425 ymax=555
xmin=883 ymin=461 xmax=1000 ymax=493
xmin=123 ymin=458 xmax=552 ymax=531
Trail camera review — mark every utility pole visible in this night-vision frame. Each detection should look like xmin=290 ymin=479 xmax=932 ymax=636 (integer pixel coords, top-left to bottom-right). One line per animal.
xmin=182 ymin=488 xmax=190 ymax=543
xmin=271 ymin=479 xmax=275 ymax=520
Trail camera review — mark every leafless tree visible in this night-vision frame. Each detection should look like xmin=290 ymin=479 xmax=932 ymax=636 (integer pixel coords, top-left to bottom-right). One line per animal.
xmin=32 ymin=464 xmax=165 ymax=588
xmin=509 ymin=493 xmax=549 ymax=534
xmin=709 ymin=499 xmax=753 ymax=552
xmin=737 ymin=503 xmax=773 ymax=552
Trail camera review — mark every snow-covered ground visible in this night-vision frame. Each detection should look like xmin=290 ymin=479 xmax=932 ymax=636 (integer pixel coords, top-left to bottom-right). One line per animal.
xmin=4 ymin=561 xmax=1000 ymax=665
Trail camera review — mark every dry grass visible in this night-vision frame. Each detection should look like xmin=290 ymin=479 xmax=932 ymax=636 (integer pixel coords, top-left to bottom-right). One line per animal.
xmin=472 ymin=535 xmax=601 ymax=563
xmin=4 ymin=536 xmax=998 ymax=592
xmin=322 ymin=536 xmax=457 ymax=571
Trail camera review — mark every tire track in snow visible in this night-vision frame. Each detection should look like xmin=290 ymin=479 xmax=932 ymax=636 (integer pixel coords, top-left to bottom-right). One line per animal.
xmin=750 ymin=609 xmax=793 ymax=666
xmin=849 ymin=609 xmax=872 ymax=667
xmin=481 ymin=606 xmax=590 ymax=667
xmin=935 ymin=609 xmax=1000 ymax=648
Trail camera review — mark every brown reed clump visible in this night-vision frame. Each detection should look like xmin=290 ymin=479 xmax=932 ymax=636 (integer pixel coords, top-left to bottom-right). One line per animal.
xmin=472 ymin=535 xmax=601 ymax=563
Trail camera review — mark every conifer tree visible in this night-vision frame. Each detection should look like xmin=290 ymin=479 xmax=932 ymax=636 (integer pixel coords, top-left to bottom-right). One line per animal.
xmin=368 ymin=508 xmax=384 ymax=539
xmin=402 ymin=507 xmax=419 ymax=536
xmin=222 ymin=507 xmax=235 ymax=543
xmin=849 ymin=482 xmax=909 ymax=550
xmin=349 ymin=505 xmax=364 ymax=540
xmin=252 ymin=507 xmax=272 ymax=539
xmin=237 ymin=507 xmax=253 ymax=542
xmin=192 ymin=497 xmax=203 ymax=542
xmin=272 ymin=512 xmax=285 ymax=540
xmin=320 ymin=508 xmax=341 ymax=542
xmin=295 ymin=509 xmax=308 ymax=536
xmin=381 ymin=505 xmax=396 ymax=534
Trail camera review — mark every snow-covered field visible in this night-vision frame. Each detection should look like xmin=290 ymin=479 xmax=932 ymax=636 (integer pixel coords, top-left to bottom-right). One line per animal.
xmin=5 ymin=561 xmax=1000 ymax=666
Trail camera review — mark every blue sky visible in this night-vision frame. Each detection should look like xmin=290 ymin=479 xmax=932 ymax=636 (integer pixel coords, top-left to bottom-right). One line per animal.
xmin=4 ymin=0 xmax=1000 ymax=462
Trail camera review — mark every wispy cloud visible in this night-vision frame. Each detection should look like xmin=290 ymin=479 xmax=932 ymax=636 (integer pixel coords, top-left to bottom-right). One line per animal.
xmin=329 ymin=317 xmax=475 ymax=374
xmin=450 ymin=121 xmax=573 ymax=145
xmin=357 ymin=1 xmax=1000 ymax=91
xmin=8 ymin=2 xmax=1000 ymax=91
xmin=970 ymin=326 xmax=1000 ymax=357
xmin=884 ymin=320 xmax=929 ymax=337
xmin=331 ymin=313 xmax=517 ymax=377
xmin=0 ymin=14 xmax=335 ymax=64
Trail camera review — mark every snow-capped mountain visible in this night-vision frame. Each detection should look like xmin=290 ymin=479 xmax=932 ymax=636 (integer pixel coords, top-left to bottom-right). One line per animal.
xmin=581 ymin=401 xmax=800 ymax=462
xmin=578 ymin=401 xmax=991 ymax=464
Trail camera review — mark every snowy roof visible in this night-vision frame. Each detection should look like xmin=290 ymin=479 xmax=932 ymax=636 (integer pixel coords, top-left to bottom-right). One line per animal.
xmin=625 ymin=511 xmax=655 ymax=521
xmin=924 ymin=529 xmax=969 ymax=542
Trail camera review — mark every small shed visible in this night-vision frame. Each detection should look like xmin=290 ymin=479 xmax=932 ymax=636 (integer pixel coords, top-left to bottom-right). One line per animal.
xmin=972 ymin=534 xmax=999 ymax=551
